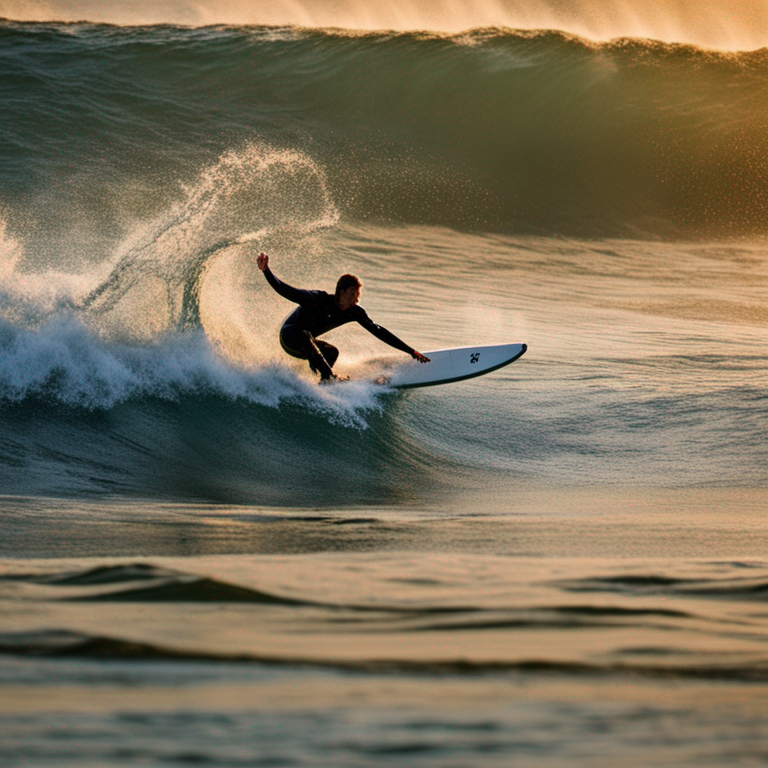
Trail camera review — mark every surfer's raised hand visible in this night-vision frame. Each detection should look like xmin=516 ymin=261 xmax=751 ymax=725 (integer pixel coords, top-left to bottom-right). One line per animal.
xmin=256 ymin=252 xmax=269 ymax=271
xmin=412 ymin=350 xmax=430 ymax=363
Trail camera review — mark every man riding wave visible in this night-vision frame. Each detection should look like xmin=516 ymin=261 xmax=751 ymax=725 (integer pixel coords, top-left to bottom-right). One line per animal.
xmin=257 ymin=252 xmax=430 ymax=382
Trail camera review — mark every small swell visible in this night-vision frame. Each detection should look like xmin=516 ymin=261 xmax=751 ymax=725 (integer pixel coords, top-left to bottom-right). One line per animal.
xmin=3 ymin=563 xmax=322 ymax=607
xmin=18 ymin=563 xmax=174 ymax=586
xmin=66 ymin=577 xmax=317 ymax=606
xmin=558 ymin=573 xmax=768 ymax=600
xmin=3 ymin=629 xmax=768 ymax=681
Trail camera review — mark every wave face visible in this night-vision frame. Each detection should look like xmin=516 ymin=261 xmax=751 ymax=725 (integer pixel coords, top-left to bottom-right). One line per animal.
xmin=3 ymin=21 xmax=768 ymax=238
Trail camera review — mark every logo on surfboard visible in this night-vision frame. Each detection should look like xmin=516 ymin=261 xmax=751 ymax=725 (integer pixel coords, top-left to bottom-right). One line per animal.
xmin=470 ymin=353 xmax=480 ymax=364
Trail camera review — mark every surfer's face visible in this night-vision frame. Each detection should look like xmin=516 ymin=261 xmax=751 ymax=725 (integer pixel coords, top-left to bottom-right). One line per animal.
xmin=339 ymin=285 xmax=361 ymax=310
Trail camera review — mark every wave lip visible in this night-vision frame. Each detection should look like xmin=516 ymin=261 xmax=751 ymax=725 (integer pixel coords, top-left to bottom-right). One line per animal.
xmin=5 ymin=0 xmax=768 ymax=50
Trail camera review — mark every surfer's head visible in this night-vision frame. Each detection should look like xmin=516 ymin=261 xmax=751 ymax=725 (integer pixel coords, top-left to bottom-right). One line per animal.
xmin=336 ymin=274 xmax=362 ymax=310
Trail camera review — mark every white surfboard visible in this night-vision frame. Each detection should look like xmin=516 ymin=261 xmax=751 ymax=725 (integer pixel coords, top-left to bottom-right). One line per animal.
xmin=376 ymin=342 xmax=527 ymax=389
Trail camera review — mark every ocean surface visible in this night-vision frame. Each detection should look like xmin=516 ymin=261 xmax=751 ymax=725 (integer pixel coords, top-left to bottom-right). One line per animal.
xmin=1 ymin=4 xmax=767 ymax=766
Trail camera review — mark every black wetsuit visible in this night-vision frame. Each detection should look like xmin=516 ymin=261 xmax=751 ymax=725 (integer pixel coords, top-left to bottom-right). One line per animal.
xmin=262 ymin=267 xmax=415 ymax=379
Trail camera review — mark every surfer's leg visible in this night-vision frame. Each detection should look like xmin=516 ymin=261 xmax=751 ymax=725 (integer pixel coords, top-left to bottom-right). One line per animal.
xmin=315 ymin=340 xmax=339 ymax=369
xmin=280 ymin=327 xmax=335 ymax=379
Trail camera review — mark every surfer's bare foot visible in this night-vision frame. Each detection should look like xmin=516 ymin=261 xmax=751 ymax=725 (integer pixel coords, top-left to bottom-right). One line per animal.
xmin=319 ymin=374 xmax=349 ymax=385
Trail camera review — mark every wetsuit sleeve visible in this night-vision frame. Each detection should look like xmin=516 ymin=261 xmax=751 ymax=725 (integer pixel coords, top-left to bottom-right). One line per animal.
xmin=356 ymin=308 xmax=415 ymax=355
xmin=262 ymin=267 xmax=316 ymax=305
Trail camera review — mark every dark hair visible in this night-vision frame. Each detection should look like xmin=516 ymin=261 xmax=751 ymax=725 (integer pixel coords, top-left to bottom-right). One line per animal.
xmin=335 ymin=273 xmax=361 ymax=299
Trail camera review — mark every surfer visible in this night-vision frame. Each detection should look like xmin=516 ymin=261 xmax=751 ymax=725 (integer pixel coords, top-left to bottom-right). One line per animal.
xmin=257 ymin=252 xmax=430 ymax=382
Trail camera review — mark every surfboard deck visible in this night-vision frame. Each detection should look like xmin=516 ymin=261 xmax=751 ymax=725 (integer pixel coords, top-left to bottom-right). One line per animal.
xmin=373 ymin=342 xmax=527 ymax=389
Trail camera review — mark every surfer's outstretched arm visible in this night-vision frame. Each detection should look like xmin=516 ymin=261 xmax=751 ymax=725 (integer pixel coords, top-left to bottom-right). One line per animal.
xmin=357 ymin=311 xmax=430 ymax=363
xmin=256 ymin=252 xmax=314 ymax=305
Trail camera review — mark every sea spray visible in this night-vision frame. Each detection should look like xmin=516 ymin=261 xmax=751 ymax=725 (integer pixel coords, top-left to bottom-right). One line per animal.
xmin=0 ymin=143 xmax=392 ymax=425
xmin=7 ymin=0 xmax=768 ymax=49
xmin=80 ymin=143 xmax=339 ymax=341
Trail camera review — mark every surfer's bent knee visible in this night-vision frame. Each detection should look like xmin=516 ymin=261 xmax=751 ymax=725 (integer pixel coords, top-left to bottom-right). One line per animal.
xmin=279 ymin=328 xmax=309 ymax=360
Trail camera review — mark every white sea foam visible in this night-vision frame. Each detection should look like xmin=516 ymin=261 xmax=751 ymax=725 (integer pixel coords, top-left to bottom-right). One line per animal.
xmin=0 ymin=313 xmax=386 ymax=428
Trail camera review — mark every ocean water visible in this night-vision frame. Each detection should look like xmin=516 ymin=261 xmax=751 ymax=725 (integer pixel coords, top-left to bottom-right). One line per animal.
xmin=1 ymin=3 xmax=768 ymax=766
